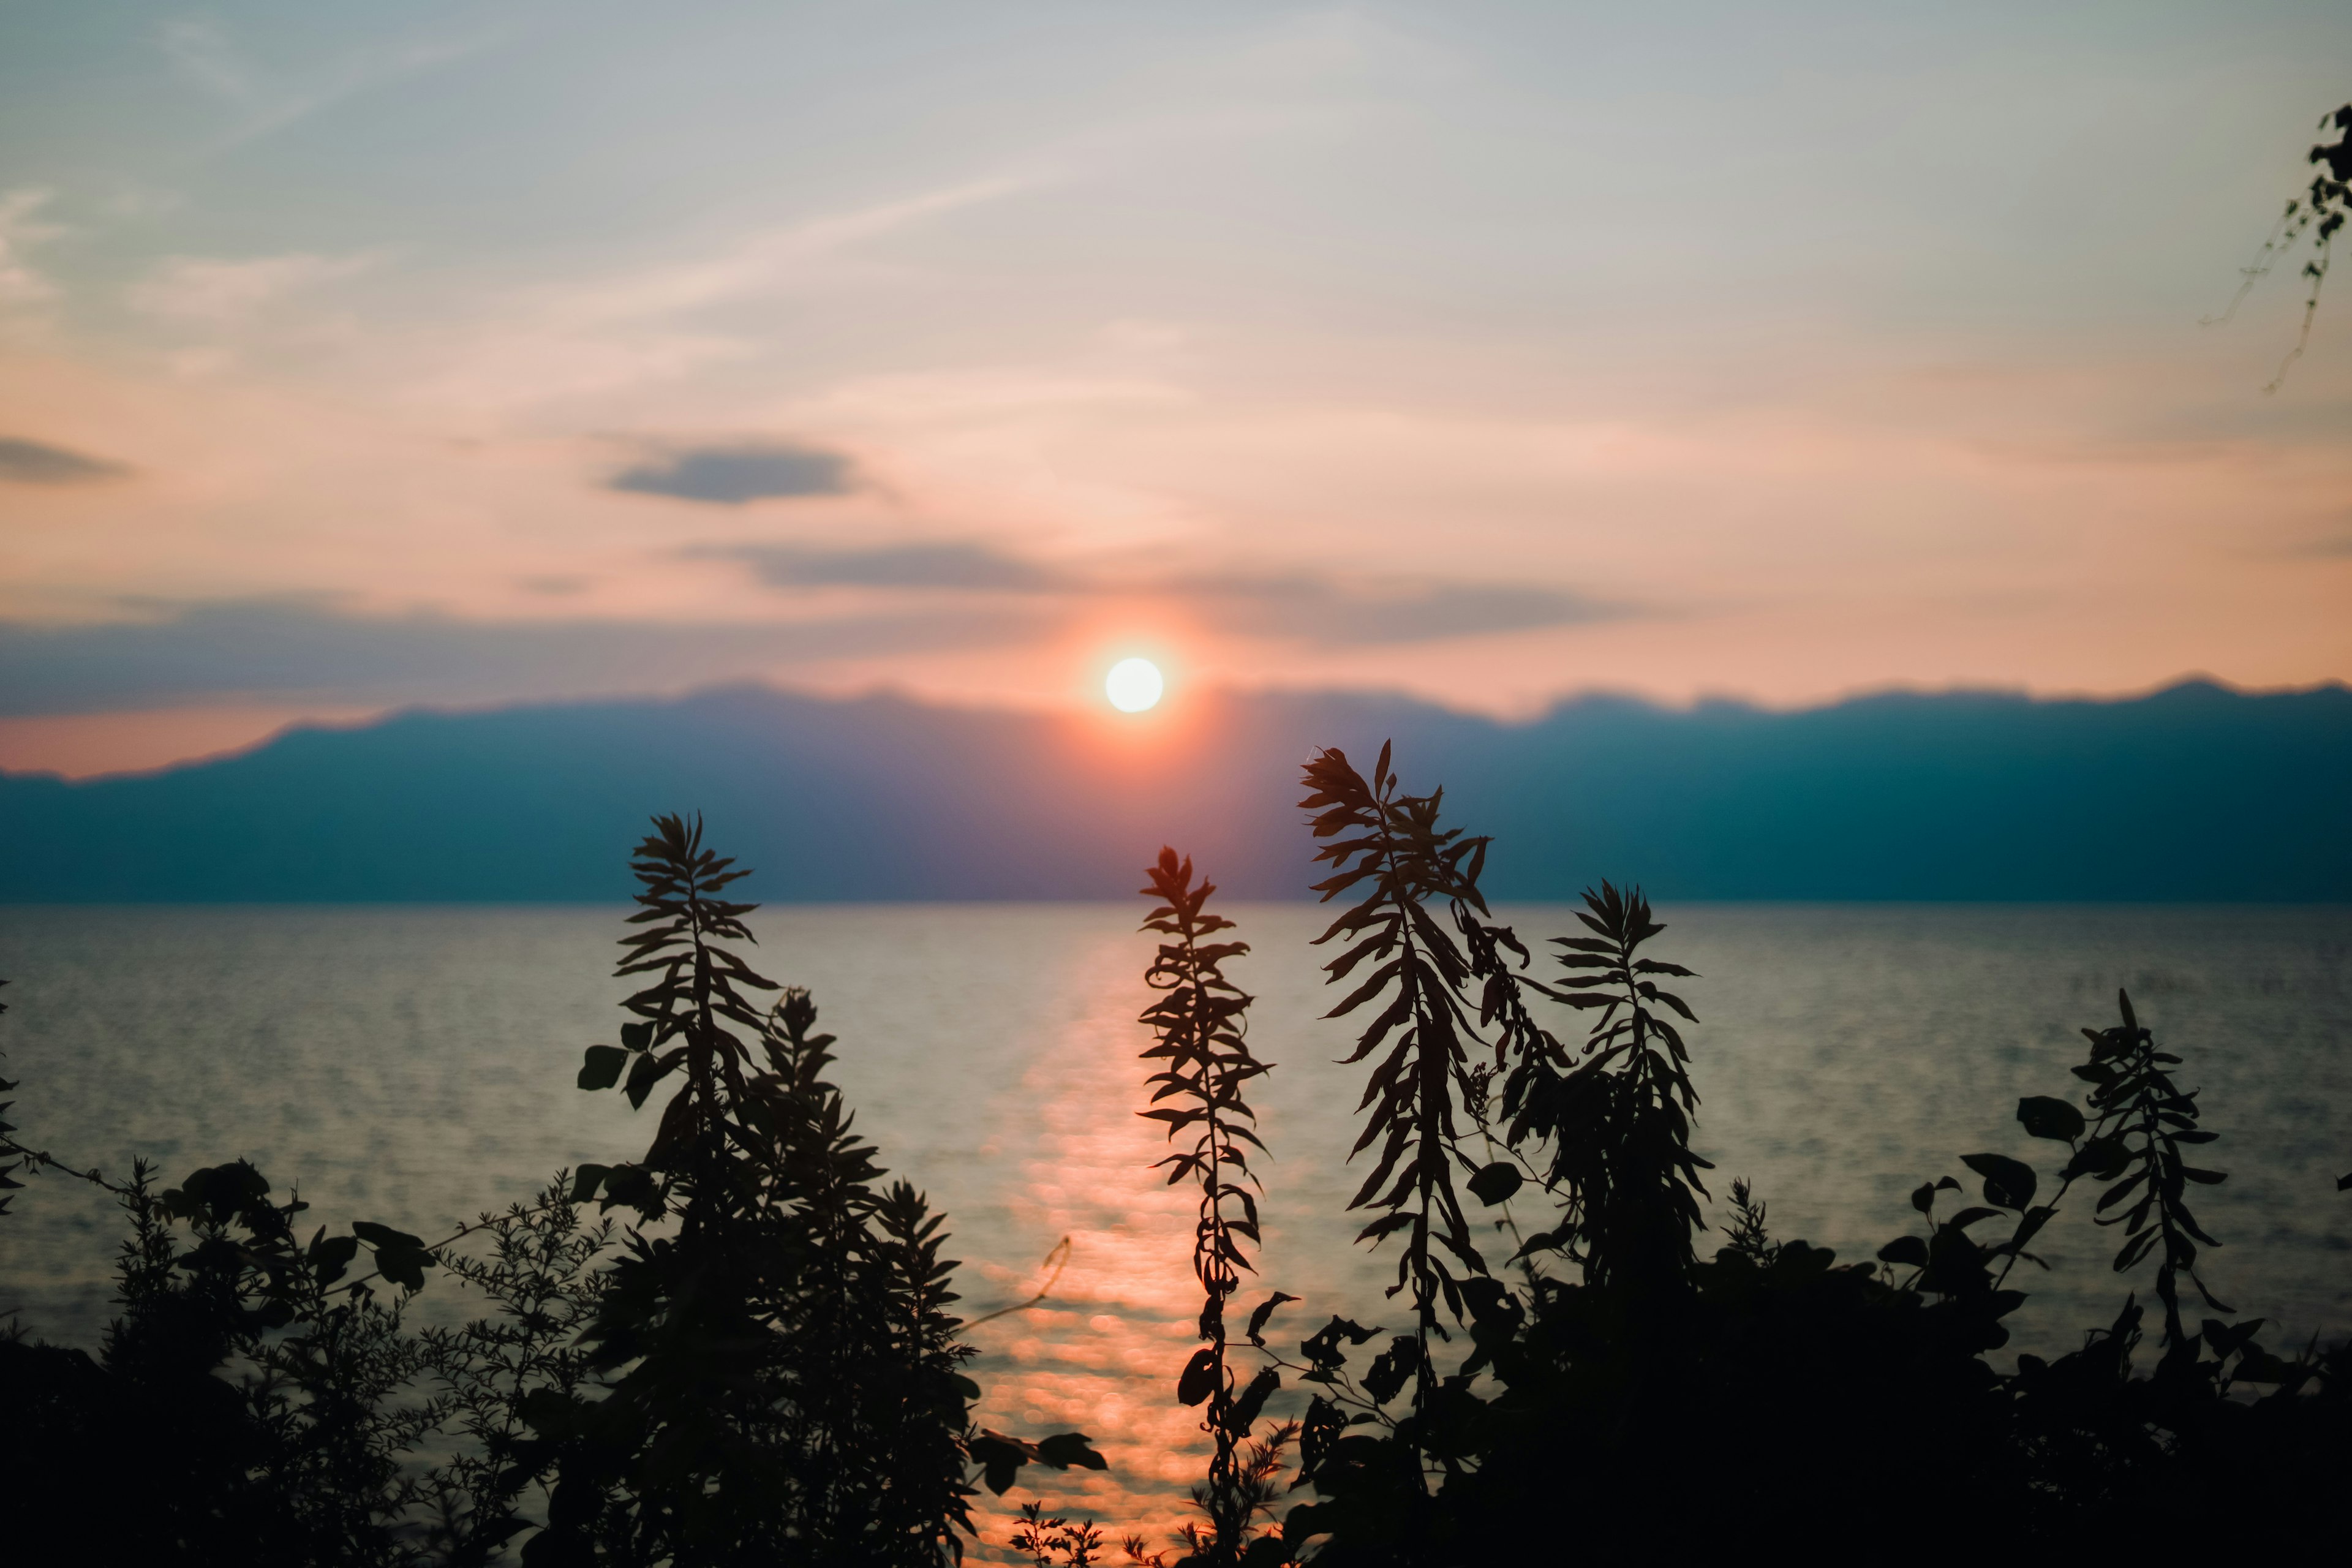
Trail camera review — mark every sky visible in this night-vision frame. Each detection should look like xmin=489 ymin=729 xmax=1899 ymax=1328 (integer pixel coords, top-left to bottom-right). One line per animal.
xmin=1 ymin=1 xmax=2347 ymax=777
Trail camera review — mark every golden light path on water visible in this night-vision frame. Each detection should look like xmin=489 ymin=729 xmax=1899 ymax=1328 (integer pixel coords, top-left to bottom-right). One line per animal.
xmin=956 ymin=919 xmax=1234 ymax=1559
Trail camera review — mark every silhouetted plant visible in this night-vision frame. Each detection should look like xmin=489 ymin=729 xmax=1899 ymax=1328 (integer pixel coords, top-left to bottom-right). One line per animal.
xmin=0 ymin=979 xmax=20 ymax=1224
xmin=1010 ymin=1501 xmax=1108 ymax=1567
xmin=570 ymin=812 xmax=778 ymax=1215
xmin=2209 ymin=100 xmax=2350 ymax=388
xmin=1297 ymin=746 xmax=1500 ymax=1408
xmin=0 ymin=1152 xmax=443 ymax=1564
xmin=1136 ymin=848 xmax=1295 ymax=1566
xmin=1866 ymin=989 xmax=2234 ymax=1352
xmin=2060 ymin=989 xmax=2233 ymax=1340
xmin=1502 ymin=881 xmax=1711 ymax=1296
xmin=1716 ymin=1177 xmax=1776 ymax=1267
xmin=538 ymin=815 xmax=1099 ymax=1565
xmin=413 ymin=1178 xmax=616 ymax=1564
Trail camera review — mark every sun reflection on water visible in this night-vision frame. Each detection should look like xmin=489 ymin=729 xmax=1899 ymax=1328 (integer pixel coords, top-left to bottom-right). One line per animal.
xmin=959 ymin=929 xmax=1216 ymax=1559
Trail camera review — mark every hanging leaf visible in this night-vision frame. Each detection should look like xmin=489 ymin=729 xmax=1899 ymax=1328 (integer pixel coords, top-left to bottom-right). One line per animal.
xmin=1467 ymin=1161 xmax=1523 ymax=1205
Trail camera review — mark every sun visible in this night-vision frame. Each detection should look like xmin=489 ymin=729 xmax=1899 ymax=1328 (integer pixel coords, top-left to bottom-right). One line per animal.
xmin=1105 ymin=657 xmax=1164 ymax=713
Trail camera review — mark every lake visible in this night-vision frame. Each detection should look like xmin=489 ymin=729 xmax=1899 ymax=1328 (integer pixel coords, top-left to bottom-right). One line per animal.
xmin=2 ymin=902 xmax=2348 ymax=1559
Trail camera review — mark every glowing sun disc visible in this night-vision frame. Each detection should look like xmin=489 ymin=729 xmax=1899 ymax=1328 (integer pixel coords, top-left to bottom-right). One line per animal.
xmin=1105 ymin=657 xmax=1164 ymax=712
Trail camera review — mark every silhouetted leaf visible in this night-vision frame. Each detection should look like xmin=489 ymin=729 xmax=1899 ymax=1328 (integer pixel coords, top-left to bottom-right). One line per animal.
xmin=307 ymin=1232 xmax=360 ymax=1286
xmin=1467 ymin=1162 xmax=1522 ymax=1205
xmin=1246 ymin=1291 xmax=1300 ymax=1346
xmin=1877 ymin=1235 xmax=1929 ymax=1267
xmin=2016 ymin=1095 xmax=2086 ymax=1142
xmin=1226 ymin=1365 xmax=1281 ymax=1433
xmin=1961 ymin=1153 xmax=2037 ymax=1210
xmin=965 ymin=1431 xmax=1031 ymax=1495
xmin=1362 ymin=1336 xmax=1420 ymax=1404
xmin=352 ymin=1220 xmax=424 ymax=1251
xmin=2097 ymin=1169 xmax=2148 ymax=1212
xmin=624 ymin=1047 xmax=679 ymax=1110
xmin=578 ymin=1046 xmax=625 ymax=1091
xmin=2008 ymin=1204 xmax=2057 ymax=1250
xmin=1032 ymin=1431 xmax=1107 ymax=1471
xmin=1177 ymin=1346 xmax=1220 ymax=1406
xmin=2065 ymin=1136 xmax=2130 ymax=1181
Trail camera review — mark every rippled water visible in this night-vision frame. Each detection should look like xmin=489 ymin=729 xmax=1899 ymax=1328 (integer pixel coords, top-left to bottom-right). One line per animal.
xmin=3 ymin=903 xmax=2348 ymax=1558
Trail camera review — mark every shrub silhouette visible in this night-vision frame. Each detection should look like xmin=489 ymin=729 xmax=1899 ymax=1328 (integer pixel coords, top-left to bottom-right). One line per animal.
xmin=1122 ymin=742 xmax=2350 ymax=1562
xmin=0 ymin=814 xmax=1099 ymax=1566
xmin=530 ymin=815 xmax=1004 ymax=1566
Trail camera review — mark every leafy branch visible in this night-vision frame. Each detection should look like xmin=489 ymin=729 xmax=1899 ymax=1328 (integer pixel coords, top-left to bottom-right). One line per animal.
xmin=1137 ymin=847 xmax=1288 ymax=1566
xmin=1879 ymin=989 xmax=2231 ymax=1349
xmin=1299 ymin=744 xmax=1495 ymax=1396
xmin=572 ymin=812 xmax=780 ymax=1215
xmin=1498 ymin=883 xmax=1711 ymax=1295
xmin=2207 ymin=100 xmax=2350 ymax=390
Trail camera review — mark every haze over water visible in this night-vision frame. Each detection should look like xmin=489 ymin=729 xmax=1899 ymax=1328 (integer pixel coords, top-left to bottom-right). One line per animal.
xmin=3 ymin=901 xmax=2348 ymax=1558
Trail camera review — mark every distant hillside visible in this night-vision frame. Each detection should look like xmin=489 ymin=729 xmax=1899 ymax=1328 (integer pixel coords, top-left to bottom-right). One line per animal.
xmin=4 ymin=680 xmax=2346 ymax=902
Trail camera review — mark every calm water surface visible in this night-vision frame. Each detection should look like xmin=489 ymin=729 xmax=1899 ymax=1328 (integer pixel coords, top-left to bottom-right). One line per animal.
xmin=3 ymin=903 xmax=2348 ymax=1558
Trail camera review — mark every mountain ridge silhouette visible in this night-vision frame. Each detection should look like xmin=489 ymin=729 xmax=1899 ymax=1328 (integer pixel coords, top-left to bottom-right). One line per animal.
xmin=6 ymin=678 xmax=2345 ymax=901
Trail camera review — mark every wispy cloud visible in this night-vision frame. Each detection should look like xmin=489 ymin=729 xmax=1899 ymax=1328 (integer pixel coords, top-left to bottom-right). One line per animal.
xmin=537 ymin=176 xmax=1037 ymax=328
xmin=1169 ymin=573 xmax=1618 ymax=645
xmin=697 ymin=540 xmax=1621 ymax=644
xmin=0 ymin=189 xmax=62 ymax=311
xmin=2287 ymin=525 xmax=2352 ymax=559
xmin=0 ymin=436 xmax=134 ymax=485
xmin=154 ymin=13 xmax=504 ymax=151
xmin=392 ymin=175 xmax=1041 ymax=413
xmin=716 ymin=542 xmax=1065 ymax=590
xmin=128 ymin=251 xmax=375 ymax=325
xmin=611 ymin=442 xmax=856 ymax=505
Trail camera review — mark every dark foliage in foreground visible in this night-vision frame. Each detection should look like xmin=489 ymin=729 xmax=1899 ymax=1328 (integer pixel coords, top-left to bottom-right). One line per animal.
xmin=1099 ymin=743 xmax=2348 ymax=1564
xmin=4 ymin=766 xmax=2349 ymax=1564
xmin=0 ymin=815 xmax=1099 ymax=1566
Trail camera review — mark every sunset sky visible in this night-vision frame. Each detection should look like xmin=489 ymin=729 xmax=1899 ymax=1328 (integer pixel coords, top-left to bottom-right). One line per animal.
xmin=2 ymin=1 xmax=2347 ymax=777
